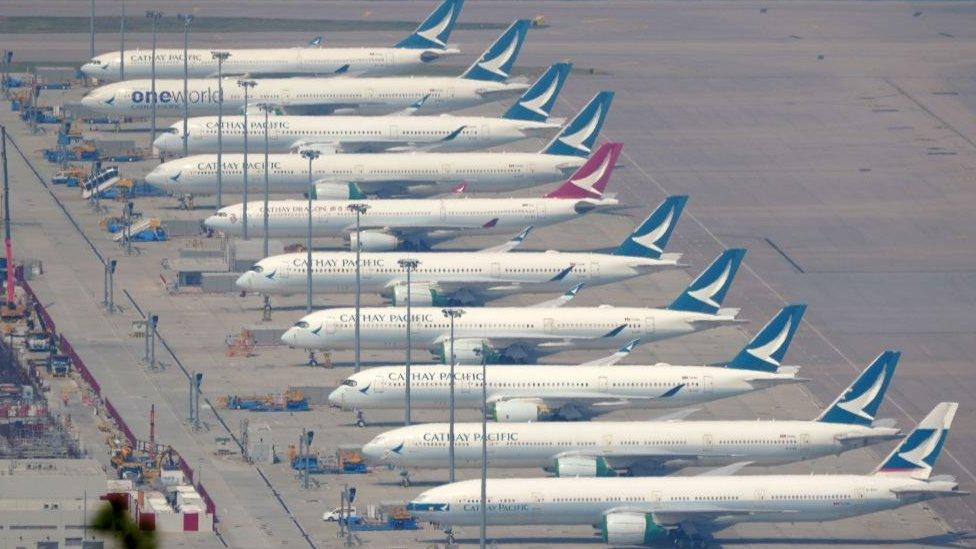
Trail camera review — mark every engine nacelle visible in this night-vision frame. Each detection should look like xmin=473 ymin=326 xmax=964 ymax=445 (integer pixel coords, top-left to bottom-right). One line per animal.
xmin=552 ymin=455 xmax=616 ymax=477
xmin=488 ymin=400 xmax=550 ymax=422
xmin=601 ymin=512 xmax=669 ymax=546
xmin=311 ymin=182 xmax=350 ymax=199
xmin=431 ymin=338 xmax=498 ymax=364
xmin=391 ymin=284 xmax=440 ymax=307
xmin=348 ymin=230 xmax=401 ymax=252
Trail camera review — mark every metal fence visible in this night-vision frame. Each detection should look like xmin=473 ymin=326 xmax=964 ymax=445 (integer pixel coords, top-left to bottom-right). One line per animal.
xmin=18 ymin=276 xmax=218 ymax=523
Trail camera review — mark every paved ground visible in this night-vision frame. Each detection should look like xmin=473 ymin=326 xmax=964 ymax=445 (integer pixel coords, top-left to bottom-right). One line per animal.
xmin=2 ymin=1 xmax=975 ymax=547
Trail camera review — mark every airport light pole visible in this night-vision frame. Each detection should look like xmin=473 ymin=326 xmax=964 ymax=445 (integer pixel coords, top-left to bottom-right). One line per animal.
xmin=237 ymin=79 xmax=256 ymax=240
xmin=479 ymin=343 xmax=488 ymax=549
xmin=442 ymin=307 xmax=465 ymax=483
xmin=259 ymin=103 xmax=274 ymax=321
xmin=119 ymin=0 xmax=125 ymax=80
xmin=301 ymin=149 xmax=320 ymax=314
xmin=347 ymin=203 xmax=369 ymax=373
xmin=211 ymin=51 xmax=230 ymax=210
xmin=89 ymin=0 xmax=95 ymax=61
xmin=177 ymin=13 xmax=194 ymax=157
xmin=397 ymin=258 xmax=420 ymax=426
xmin=145 ymin=10 xmax=163 ymax=154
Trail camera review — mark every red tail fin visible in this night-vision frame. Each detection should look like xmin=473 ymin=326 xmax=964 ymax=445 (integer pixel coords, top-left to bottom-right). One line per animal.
xmin=543 ymin=143 xmax=623 ymax=199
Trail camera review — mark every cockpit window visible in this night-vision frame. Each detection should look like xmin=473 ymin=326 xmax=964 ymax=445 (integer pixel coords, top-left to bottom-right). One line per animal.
xmin=249 ymin=265 xmax=264 ymax=273
xmin=214 ymin=212 xmax=228 ymax=218
xmin=163 ymin=127 xmax=179 ymax=134
xmin=342 ymin=379 xmax=358 ymax=387
xmin=293 ymin=321 xmax=310 ymax=329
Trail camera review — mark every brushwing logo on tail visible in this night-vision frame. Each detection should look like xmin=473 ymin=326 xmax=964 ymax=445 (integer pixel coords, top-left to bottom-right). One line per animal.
xmin=477 ymin=32 xmax=520 ymax=79
xmin=557 ymin=103 xmax=603 ymax=155
xmin=744 ymin=315 xmax=794 ymax=368
xmin=887 ymin=429 xmax=945 ymax=471
xmin=519 ymin=73 xmax=561 ymax=118
xmin=567 ymin=150 xmax=613 ymax=195
xmin=836 ymin=368 xmax=889 ymax=421
xmin=686 ymin=261 xmax=733 ymax=310
xmin=630 ymin=208 xmax=676 ymax=255
xmin=415 ymin=2 xmax=457 ymax=48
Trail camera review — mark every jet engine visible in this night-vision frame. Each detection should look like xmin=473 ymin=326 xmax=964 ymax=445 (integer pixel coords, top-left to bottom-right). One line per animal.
xmin=311 ymin=182 xmax=351 ymax=199
xmin=552 ymin=455 xmax=616 ymax=477
xmin=348 ymin=231 xmax=401 ymax=251
xmin=488 ymin=400 xmax=551 ymax=422
xmin=601 ymin=512 xmax=669 ymax=546
xmin=391 ymin=283 xmax=441 ymax=307
xmin=431 ymin=338 xmax=497 ymax=364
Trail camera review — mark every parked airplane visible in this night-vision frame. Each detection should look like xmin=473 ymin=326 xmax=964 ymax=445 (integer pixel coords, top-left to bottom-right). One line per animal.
xmin=144 ymin=91 xmax=614 ymax=196
xmin=153 ymin=62 xmax=573 ymax=155
xmin=203 ymin=142 xmax=623 ymax=248
xmin=328 ymin=304 xmax=803 ymax=420
xmin=284 ymin=246 xmax=745 ymax=362
xmin=81 ymin=0 xmax=464 ymax=81
xmin=236 ymin=195 xmax=686 ymax=305
xmin=408 ymin=403 xmax=963 ymax=546
xmin=361 ymin=350 xmax=901 ymax=481
xmin=81 ymin=19 xmax=531 ymax=117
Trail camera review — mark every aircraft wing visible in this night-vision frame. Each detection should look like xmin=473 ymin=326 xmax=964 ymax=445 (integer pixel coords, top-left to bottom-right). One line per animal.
xmin=486 ymin=385 xmax=690 ymax=408
xmin=529 ymin=282 xmax=584 ymax=308
xmin=577 ymin=339 xmax=640 ymax=366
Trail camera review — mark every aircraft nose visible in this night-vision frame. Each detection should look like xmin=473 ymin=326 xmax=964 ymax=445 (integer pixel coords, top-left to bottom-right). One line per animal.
xmin=153 ymin=133 xmax=181 ymax=154
xmin=235 ymin=271 xmax=255 ymax=291
xmin=281 ymin=327 xmax=300 ymax=346
xmin=80 ymin=93 xmax=99 ymax=109
xmin=144 ymin=166 xmax=172 ymax=188
xmin=327 ymin=386 xmax=345 ymax=407
xmin=203 ymin=214 xmax=221 ymax=230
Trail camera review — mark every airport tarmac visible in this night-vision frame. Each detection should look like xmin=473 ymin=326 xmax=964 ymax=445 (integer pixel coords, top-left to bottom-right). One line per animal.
xmin=2 ymin=1 xmax=975 ymax=547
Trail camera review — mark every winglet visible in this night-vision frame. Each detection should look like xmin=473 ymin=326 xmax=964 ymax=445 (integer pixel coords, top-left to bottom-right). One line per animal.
xmin=502 ymin=62 xmax=572 ymax=122
xmin=460 ymin=19 xmax=531 ymax=82
xmin=544 ymin=142 xmax=623 ymax=199
xmin=873 ymin=402 xmax=957 ymax=479
xmin=541 ymin=91 xmax=614 ymax=156
xmin=726 ymin=304 xmax=806 ymax=372
xmin=395 ymin=0 xmax=464 ymax=49
xmin=531 ymin=282 xmax=584 ymax=308
xmin=478 ymin=225 xmax=533 ymax=253
xmin=613 ymin=196 xmax=688 ymax=259
xmin=578 ymin=338 xmax=640 ymax=367
xmin=347 ymin=182 xmax=367 ymax=200
xmin=816 ymin=350 xmax=900 ymax=425
xmin=667 ymin=249 xmax=746 ymax=315
xmin=452 ymin=183 xmax=467 ymax=195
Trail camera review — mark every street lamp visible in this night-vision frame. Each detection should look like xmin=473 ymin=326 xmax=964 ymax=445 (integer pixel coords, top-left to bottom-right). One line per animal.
xmin=177 ymin=13 xmax=194 ymax=157
xmin=441 ymin=307 xmax=465 ymax=482
xmin=347 ymin=203 xmax=369 ymax=373
xmin=237 ymin=79 xmax=256 ymax=240
xmin=89 ymin=0 xmax=95 ymax=61
xmin=210 ymin=51 xmax=230 ymax=210
xmin=258 ymin=103 xmax=275 ymax=321
xmin=119 ymin=0 xmax=125 ymax=80
xmin=145 ymin=10 xmax=163 ymax=154
xmin=397 ymin=258 xmax=420 ymax=426
xmin=300 ymin=149 xmax=320 ymax=314
xmin=479 ymin=342 xmax=489 ymax=549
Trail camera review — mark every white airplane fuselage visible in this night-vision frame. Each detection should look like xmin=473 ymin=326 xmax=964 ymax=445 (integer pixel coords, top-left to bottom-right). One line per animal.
xmin=203 ymin=197 xmax=616 ymax=239
xmin=409 ymin=475 xmax=958 ymax=528
xmin=282 ymin=306 xmax=740 ymax=353
xmin=155 ymin=114 xmax=562 ymax=155
xmin=327 ymin=363 xmax=796 ymax=414
xmin=145 ymin=152 xmax=583 ymax=196
xmin=80 ymin=76 xmax=528 ymax=117
xmin=236 ymin=251 xmax=679 ymax=299
xmin=364 ymin=420 xmax=899 ymax=470
xmin=80 ymin=47 xmax=456 ymax=81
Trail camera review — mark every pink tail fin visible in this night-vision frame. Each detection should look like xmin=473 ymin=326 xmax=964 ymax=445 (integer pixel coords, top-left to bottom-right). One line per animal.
xmin=543 ymin=142 xmax=623 ymax=199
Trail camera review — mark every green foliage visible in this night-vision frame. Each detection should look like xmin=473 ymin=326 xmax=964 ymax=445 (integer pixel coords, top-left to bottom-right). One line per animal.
xmin=91 ymin=501 xmax=158 ymax=549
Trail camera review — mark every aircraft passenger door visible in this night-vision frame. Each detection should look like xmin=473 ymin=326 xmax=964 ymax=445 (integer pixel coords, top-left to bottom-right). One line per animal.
xmin=441 ymin=163 xmax=452 ymax=177
xmin=589 ymin=261 xmax=600 ymax=280
xmin=325 ymin=320 xmax=337 ymax=335
xmin=644 ymin=316 xmax=655 ymax=336
xmin=534 ymin=203 xmax=546 ymax=220
xmin=439 ymin=201 xmax=447 ymax=222
xmin=702 ymin=434 xmax=715 ymax=453
xmin=703 ymin=375 xmax=713 ymax=394
xmin=480 ymin=124 xmax=489 ymax=139
xmin=490 ymin=262 xmax=501 ymax=279
xmin=754 ymin=489 xmax=766 ymax=502
xmin=597 ymin=376 xmax=608 ymax=391
xmin=544 ymin=318 xmax=555 ymax=334
xmin=390 ymin=125 xmax=399 ymax=139
xmin=799 ymin=433 xmax=810 ymax=446
xmin=354 ymin=164 xmax=365 ymax=182
xmin=372 ymin=374 xmax=385 ymax=393
xmin=601 ymin=434 xmax=613 ymax=452
xmin=650 ymin=491 xmax=663 ymax=503
xmin=530 ymin=492 xmax=544 ymax=512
